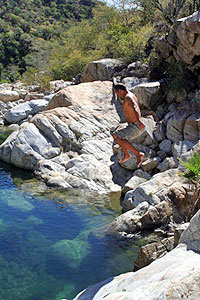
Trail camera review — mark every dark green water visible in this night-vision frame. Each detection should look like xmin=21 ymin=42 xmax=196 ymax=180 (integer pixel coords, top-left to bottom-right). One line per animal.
xmin=0 ymin=161 xmax=141 ymax=300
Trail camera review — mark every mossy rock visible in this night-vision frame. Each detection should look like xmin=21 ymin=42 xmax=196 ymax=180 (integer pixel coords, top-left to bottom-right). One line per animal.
xmin=50 ymin=237 xmax=91 ymax=269
xmin=56 ymin=283 xmax=76 ymax=300
xmin=0 ymin=189 xmax=34 ymax=212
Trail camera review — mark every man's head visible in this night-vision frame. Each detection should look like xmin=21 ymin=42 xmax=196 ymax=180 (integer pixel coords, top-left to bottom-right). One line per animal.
xmin=113 ymin=84 xmax=128 ymax=100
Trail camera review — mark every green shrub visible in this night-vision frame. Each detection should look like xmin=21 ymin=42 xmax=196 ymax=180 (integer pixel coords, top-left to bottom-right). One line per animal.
xmin=178 ymin=152 xmax=200 ymax=184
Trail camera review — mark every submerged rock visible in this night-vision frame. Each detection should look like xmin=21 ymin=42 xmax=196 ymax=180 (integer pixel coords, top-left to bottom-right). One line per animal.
xmin=73 ymin=244 xmax=200 ymax=300
xmin=49 ymin=237 xmax=91 ymax=269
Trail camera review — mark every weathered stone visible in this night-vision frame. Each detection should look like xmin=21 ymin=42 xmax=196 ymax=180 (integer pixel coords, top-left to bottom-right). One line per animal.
xmin=106 ymin=199 xmax=173 ymax=238
xmin=157 ymin=157 xmax=178 ymax=172
xmin=172 ymin=12 xmax=200 ymax=67
xmin=73 ymin=245 xmax=200 ymax=300
xmin=140 ymin=201 xmax=173 ymax=229
xmin=133 ymin=169 xmax=151 ymax=180
xmin=121 ymin=77 xmax=142 ymax=90
xmin=0 ymin=90 xmax=20 ymax=102
xmin=134 ymin=236 xmax=174 ymax=271
xmin=157 ymin=151 xmax=167 ymax=160
xmin=4 ymin=99 xmax=48 ymax=124
xmin=141 ymin=157 xmax=159 ymax=172
xmin=159 ymin=139 xmax=172 ymax=154
xmin=166 ymin=88 xmax=187 ymax=103
xmin=24 ymin=93 xmax=44 ymax=101
xmin=153 ymin=122 xmax=166 ymax=142
xmin=155 ymin=37 xmax=172 ymax=59
xmin=179 ymin=210 xmax=200 ymax=253
xmin=123 ymin=169 xmax=180 ymax=209
xmin=166 ymin=108 xmax=191 ymax=142
xmin=81 ymin=58 xmax=126 ymax=82
xmin=174 ymin=223 xmax=189 ymax=247
xmin=50 ymin=80 xmax=72 ymax=92
xmin=127 ymin=61 xmax=150 ymax=78
xmin=132 ymin=81 xmax=162 ymax=110
xmin=172 ymin=140 xmax=196 ymax=159
xmin=122 ymin=176 xmax=147 ymax=194
xmin=179 ymin=11 xmax=200 ymax=34
xmin=184 ymin=114 xmax=200 ymax=141
xmin=0 ymin=83 xmax=12 ymax=90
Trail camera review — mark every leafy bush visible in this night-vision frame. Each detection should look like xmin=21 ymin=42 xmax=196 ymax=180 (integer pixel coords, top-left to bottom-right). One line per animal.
xmin=178 ymin=152 xmax=200 ymax=184
xmin=178 ymin=152 xmax=200 ymax=220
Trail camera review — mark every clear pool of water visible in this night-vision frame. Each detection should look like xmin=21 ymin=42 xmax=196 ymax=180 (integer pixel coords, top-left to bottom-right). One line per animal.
xmin=0 ymin=161 xmax=141 ymax=300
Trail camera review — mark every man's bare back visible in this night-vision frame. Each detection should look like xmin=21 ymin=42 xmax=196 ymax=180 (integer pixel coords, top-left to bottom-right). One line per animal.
xmin=111 ymin=84 xmax=145 ymax=167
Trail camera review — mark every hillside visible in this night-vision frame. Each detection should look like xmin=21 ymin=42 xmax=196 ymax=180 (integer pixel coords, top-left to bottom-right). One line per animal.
xmin=0 ymin=0 xmax=98 ymax=80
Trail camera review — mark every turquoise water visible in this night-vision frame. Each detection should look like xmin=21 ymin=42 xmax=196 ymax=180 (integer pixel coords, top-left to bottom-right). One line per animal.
xmin=0 ymin=161 xmax=141 ymax=300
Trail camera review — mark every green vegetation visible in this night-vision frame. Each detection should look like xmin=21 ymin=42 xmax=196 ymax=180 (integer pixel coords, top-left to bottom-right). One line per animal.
xmin=0 ymin=0 xmax=197 ymax=85
xmin=179 ymin=152 xmax=200 ymax=220
xmin=179 ymin=152 xmax=200 ymax=184
xmin=0 ymin=0 xmax=98 ymax=81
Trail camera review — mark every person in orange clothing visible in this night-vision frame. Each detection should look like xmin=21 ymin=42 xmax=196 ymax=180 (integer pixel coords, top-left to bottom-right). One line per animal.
xmin=112 ymin=84 xmax=145 ymax=168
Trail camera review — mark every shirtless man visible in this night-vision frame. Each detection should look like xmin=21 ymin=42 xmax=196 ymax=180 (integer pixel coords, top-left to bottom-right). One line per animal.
xmin=112 ymin=84 xmax=145 ymax=168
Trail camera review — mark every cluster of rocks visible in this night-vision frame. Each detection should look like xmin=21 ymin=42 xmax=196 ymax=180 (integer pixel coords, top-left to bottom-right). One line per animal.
xmin=0 ymin=11 xmax=200 ymax=300
xmin=73 ymin=210 xmax=200 ymax=300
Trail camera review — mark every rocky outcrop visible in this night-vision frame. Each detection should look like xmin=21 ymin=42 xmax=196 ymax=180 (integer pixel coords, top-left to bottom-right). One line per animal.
xmin=134 ymin=236 xmax=174 ymax=271
xmin=4 ymin=99 xmax=49 ymax=124
xmin=0 ymin=80 xmax=168 ymax=192
xmin=132 ymin=81 xmax=163 ymax=110
xmin=174 ymin=12 xmax=200 ymax=70
xmin=73 ymin=209 xmax=200 ymax=300
xmin=0 ymin=81 xmax=134 ymax=193
xmin=81 ymin=58 xmax=126 ymax=82
xmin=121 ymin=168 xmax=181 ymax=211
xmin=105 ymin=200 xmax=173 ymax=238
xmin=179 ymin=209 xmax=200 ymax=253
xmin=73 ymin=244 xmax=200 ymax=300
xmin=153 ymin=11 xmax=200 ymax=87
xmin=0 ymin=90 xmax=20 ymax=102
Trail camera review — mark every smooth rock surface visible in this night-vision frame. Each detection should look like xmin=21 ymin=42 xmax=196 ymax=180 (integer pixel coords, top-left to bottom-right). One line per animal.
xmin=73 ymin=244 xmax=200 ymax=300
xmin=4 ymin=99 xmax=48 ymax=123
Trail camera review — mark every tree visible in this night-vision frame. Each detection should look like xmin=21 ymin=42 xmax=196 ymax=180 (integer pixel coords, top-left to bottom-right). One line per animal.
xmin=138 ymin=0 xmax=199 ymax=25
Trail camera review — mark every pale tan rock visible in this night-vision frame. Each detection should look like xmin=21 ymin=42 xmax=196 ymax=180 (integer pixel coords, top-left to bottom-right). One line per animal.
xmin=141 ymin=157 xmax=159 ymax=171
xmin=134 ymin=237 xmax=174 ymax=271
xmin=174 ymin=223 xmax=189 ymax=247
xmin=106 ymin=201 xmax=173 ymax=237
xmin=73 ymin=245 xmax=200 ymax=300
xmin=0 ymin=81 xmax=128 ymax=193
xmin=81 ymin=58 xmax=126 ymax=82
xmin=183 ymin=113 xmax=200 ymax=141
xmin=132 ymin=81 xmax=162 ymax=110
xmin=0 ymin=90 xmax=20 ymax=102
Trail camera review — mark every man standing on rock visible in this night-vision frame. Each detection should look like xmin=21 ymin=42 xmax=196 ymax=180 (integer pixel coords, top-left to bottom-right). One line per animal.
xmin=112 ymin=84 xmax=145 ymax=168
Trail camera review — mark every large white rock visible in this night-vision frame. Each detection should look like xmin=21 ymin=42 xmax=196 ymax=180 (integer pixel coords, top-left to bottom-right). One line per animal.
xmin=81 ymin=58 xmax=126 ymax=82
xmin=0 ymin=90 xmax=20 ymax=102
xmin=0 ymin=81 xmax=131 ymax=193
xmin=123 ymin=169 xmax=180 ymax=209
xmin=73 ymin=244 xmax=200 ymax=300
xmin=179 ymin=209 xmax=200 ymax=252
xmin=132 ymin=81 xmax=162 ymax=110
xmin=4 ymin=99 xmax=48 ymax=123
xmin=166 ymin=107 xmax=191 ymax=142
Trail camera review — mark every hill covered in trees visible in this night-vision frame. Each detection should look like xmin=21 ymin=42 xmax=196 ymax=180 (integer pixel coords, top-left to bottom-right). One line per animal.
xmin=0 ymin=0 xmax=198 ymax=85
xmin=0 ymin=0 xmax=98 ymax=81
